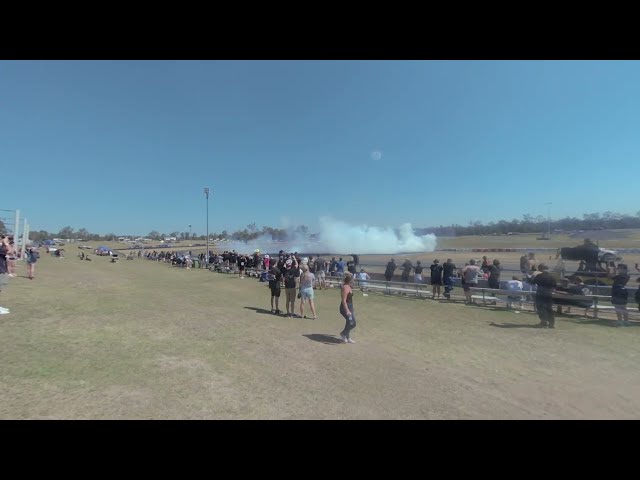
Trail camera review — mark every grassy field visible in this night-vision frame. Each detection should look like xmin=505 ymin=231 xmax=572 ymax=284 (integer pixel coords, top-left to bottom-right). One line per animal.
xmin=2 ymin=251 xmax=640 ymax=419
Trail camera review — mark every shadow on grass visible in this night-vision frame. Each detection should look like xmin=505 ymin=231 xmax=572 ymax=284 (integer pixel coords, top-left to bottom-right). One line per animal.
xmin=244 ymin=306 xmax=277 ymax=316
xmin=303 ymin=334 xmax=345 ymax=345
xmin=489 ymin=322 xmax=545 ymax=329
xmin=571 ymin=319 xmax=640 ymax=328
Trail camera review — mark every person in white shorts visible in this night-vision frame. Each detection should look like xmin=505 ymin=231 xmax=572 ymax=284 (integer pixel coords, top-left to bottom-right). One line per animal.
xmin=299 ymin=264 xmax=317 ymax=319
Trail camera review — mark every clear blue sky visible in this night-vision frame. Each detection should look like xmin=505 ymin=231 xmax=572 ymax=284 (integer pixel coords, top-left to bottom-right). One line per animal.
xmin=2 ymin=60 xmax=639 ymax=236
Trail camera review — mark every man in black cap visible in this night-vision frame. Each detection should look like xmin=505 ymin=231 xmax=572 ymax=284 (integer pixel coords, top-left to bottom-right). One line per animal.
xmin=430 ymin=259 xmax=443 ymax=299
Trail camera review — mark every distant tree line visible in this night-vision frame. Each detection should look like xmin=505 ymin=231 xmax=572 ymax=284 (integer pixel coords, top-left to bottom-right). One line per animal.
xmin=27 ymin=223 xmax=312 ymax=244
xmin=414 ymin=211 xmax=640 ymax=237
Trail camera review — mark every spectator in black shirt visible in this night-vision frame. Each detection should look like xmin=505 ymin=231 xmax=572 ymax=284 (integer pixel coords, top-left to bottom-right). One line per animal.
xmin=430 ymin=260 xmax=444 ymax=299
xmin=237 ymin=255 xmax=246 ymax=278
xmin=487 ymin=259 xmax=502 ymax=290
xmin=384 ymin=258 xmax=397 ymax=282
xmin=519 ymin=254 xmax=528 ymax=273
xmin=533 ymin=264 xmax=557 ymax=328
xmin=442 ymin=259 xmax=457 ymax=299
xmin=481 ymin=256 xmax=490 ymax=273
xmin=329 ymin=257 xmax=337 ymax=276
xmin=347 ymin=260 xmax=357 ymax=276
xmin=401 ymin=259 xmax=413 ymax=285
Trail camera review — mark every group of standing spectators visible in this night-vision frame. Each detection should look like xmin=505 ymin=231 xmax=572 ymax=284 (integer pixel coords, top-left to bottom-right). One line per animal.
xmin=384 ymin=258 xmax=460 ymax=299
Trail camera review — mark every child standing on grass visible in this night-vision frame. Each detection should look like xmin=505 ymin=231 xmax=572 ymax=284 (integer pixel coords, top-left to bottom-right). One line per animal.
xmin=611 ymin=270 xmax=630 ymax=327
xmin=268 ymin=265 xmax=282 ymax=315
xmin=26 ymin=247 xmax=39 ymax=280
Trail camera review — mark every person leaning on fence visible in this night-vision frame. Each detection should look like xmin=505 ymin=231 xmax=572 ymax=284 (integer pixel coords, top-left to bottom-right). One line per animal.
xmin=462 ymin=260 xmax=481 ymax=303
xmin=442 ymin=259 xmax=457 ymax=300
xmin=358 ymin=268 xmax=370 ymax=291
xmin=520 ymin=254 xmax=528 ymax=274
xmin=384 ymin=258 xmax=396 ymax=282
xmin=401 ymin=259 xmax=412 ymax=285
xmin=533 ymin=263 xmax=557 ymax=329
xmin=611 ymin=271 xmax=630 ymax=327
xmin=329 ymin=257 xmax=337 ymax=277
xmin=505 ymin=276 xmax=524 ymax=310
xmin=414 ymin=261 xmax=424 ymax=284
xmin=554 ymin=276 xmax=592 ymax=314
xmin=336 ymin=257 xmax=346 ymax=277
xmin=487 ymin=259 xmax=502 ymax=290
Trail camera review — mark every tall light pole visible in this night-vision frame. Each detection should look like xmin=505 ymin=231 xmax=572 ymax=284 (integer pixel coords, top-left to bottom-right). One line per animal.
xmin=188 ymin=224 xmax=192 ymax=241
xmin=204 ymin=188 xmax=210 ymax=260
xmin=544 ymin=202 xmax=552 ymax=239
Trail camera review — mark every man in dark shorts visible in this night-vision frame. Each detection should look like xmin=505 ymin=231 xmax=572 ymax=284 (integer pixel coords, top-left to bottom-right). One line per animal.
xmin=533 ymin=264 xmax=557 ymax=328
xmin=237 ymin=254 xmax=246 ymax=278
xmin=430 ymin=259 xmax=444 ymax=299
xmin=268 ymin=265 xmax=282 ymax=314
xmin=401 ymin=259 xmax=413 ymax=285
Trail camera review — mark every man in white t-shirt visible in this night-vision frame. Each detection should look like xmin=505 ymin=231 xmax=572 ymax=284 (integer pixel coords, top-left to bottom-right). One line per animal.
xmin=358 ymin=269 xmax=370 ymax=291
xmin=462 ymin=259 xmax=481 ymax=303
xmin=505 ymin=276 xmax=524 ymax=310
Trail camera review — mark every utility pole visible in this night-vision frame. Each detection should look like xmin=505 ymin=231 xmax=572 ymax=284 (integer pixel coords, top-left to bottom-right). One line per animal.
xmin=204 ymin=188 xmax=210 ymax=261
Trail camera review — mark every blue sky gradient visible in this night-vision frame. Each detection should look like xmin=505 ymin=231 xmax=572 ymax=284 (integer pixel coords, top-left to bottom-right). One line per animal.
xmin=2 ymin=60 xmax=639 ymax=235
